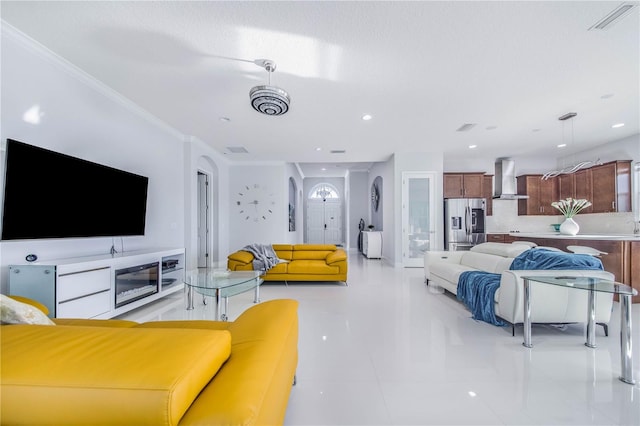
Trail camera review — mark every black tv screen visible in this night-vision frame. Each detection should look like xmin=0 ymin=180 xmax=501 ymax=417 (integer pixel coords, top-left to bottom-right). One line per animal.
xmin=1 ymin=139 xmax=148 ymax=240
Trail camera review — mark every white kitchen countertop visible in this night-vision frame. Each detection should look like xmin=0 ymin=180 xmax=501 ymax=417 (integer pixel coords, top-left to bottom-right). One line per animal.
xmin=509 ymin=232 xmax=640 ymax=241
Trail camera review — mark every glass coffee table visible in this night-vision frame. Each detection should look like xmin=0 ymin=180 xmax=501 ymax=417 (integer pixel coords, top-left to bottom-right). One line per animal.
xmin=522 ymin=275 xmax=637 ymax=384
xmin=184 ymin=270 xmax=262 ymax=321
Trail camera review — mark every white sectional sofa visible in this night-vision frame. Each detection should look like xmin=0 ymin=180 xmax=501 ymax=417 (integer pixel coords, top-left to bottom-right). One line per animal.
xmin=424 ymin=242 xmax=614 ymax=334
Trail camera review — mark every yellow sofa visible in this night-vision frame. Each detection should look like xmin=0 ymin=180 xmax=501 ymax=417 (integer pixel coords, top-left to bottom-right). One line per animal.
xmin=227 ymin=244 xmax=348 ymax=283
xmin=1 ymin=297 xmax=298 ymax=426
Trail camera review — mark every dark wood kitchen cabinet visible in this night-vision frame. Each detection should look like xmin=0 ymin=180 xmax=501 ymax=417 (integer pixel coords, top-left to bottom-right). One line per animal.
xmin=558 ymin=174 xmax=574 ymax=200
xmin=557 ymin=170 xmax=594 ymax=214
xmin=483 ymin=175 xmax=493 ymax=216
xmin=573 ymin=169 xmax=593 ymax=213
xmin=517 ymin=174 xmax=558 ymax=215
xmin=443 ymin=173 xmax=484 ymax=198
xmin=590 ymin=161 xmax=631 ymax=213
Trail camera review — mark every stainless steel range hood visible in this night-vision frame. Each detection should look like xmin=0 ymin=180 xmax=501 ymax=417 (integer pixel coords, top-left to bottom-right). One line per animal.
xmin=493 ymin=159 xmax=529 ymax=199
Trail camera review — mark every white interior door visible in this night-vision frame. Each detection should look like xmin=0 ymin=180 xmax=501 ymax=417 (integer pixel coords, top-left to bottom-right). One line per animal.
xmin=197 ymin=172 xmax=209 ymax=268
xmin=402 ymin=172 xmax=437 ymax=267
xmin=307 ymin=200 xmax=342 ymax=245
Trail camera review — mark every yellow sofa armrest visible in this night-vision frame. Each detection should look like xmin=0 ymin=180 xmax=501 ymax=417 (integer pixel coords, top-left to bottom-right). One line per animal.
xmin=227 ymin=251 xmax=255 ymax=272
xmin=8 ymin=295 xmax=49 ymax=316
xmin=326 ymin=249 xmax=347 ymax=265
xmin=228 ymin=250 xmax=254 ymax=264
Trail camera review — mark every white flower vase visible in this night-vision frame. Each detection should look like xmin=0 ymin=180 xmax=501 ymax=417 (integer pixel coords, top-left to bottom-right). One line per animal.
xmin=560 ymin=217 xmax=579 ymax=235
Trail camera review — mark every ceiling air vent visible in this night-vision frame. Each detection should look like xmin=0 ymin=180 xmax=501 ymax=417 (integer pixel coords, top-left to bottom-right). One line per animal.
xmin=456 ymin=123 xmax=477 ymax=132
xmin=589 ymin=2 xmax=637 ymax=30
xmin=226 ymin=146 xmax=249 ymax=154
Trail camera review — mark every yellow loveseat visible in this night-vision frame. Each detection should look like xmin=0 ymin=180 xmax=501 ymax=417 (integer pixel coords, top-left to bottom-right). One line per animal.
xmin=227 ymin=244 xmax=348 ymax=283
xmin=1 ymin=297 xmax=298 ymax=426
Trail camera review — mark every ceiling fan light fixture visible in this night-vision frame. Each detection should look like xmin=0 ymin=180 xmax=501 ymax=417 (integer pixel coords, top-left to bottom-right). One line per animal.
xmin=249 ymin=85 xmax=290 ymax=116
xmin=249 ymin=59 xmax=290 ymax=116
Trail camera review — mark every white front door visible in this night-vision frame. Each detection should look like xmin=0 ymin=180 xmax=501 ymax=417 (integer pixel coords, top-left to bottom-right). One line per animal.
xmin=402 ymin=172 xmax=437 ymax=267
xmin=307 ymin=200 xmax=342 ymax=245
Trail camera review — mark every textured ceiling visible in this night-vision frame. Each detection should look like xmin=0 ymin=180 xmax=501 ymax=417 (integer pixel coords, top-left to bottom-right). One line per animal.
xmin=1 ymin=1 xmax=638 ymax=177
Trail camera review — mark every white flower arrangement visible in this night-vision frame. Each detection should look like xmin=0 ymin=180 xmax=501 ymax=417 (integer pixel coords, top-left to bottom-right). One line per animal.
xmin=551 ymin=198 xmax=592 ymax=218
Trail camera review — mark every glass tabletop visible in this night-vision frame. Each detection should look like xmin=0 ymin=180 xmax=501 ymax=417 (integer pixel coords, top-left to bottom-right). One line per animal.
xmin=185 ymin=270 xmax=262 ymax=297
xmin=523 ymin=275 xmax=638 ymax=296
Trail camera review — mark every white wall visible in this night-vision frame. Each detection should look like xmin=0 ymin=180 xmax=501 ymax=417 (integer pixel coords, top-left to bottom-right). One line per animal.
xmin=443 ymin=155 xmax=557 ymax=177
xmin=228 ymin=163 xmax=289 ymax=250
xmin=556 ymin=133 xmax=638 ymax=168
xmin=348 ymin=171 xmax=369 ymax=249
xmin=0 ymin=25 xmax=189 ymax=292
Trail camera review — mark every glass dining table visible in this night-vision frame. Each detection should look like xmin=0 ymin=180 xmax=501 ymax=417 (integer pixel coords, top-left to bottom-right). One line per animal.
xmin=184 ymin=270 xmax=262 ymax=321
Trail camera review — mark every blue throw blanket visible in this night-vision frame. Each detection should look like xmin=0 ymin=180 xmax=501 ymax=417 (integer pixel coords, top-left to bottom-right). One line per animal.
xmin=509 ymin=248 xmax=603 ymax=271
xmin=457 ymin=248 xmax=603 ymax=327
xmin=457 ymin=271 xmax=504 ymax=326
xmin=242 ymin=244 xmax=279 ymax=272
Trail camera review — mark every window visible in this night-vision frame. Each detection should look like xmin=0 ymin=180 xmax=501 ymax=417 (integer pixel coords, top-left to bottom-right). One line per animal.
xmin=309 ymin=183 xmax=340 ymax=200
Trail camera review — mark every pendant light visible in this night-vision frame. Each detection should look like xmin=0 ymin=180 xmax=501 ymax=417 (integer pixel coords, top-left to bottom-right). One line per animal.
xmin=542 ymin=112 xmax=601 ymax=180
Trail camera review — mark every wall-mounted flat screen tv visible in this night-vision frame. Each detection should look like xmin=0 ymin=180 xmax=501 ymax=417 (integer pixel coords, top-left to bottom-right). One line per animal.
xmin=1 ymin=139 xmax=148 ymax=240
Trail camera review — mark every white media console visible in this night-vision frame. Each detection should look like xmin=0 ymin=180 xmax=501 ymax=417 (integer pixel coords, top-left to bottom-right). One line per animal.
xmin=8 ymin=248 xmax=185 ymax=319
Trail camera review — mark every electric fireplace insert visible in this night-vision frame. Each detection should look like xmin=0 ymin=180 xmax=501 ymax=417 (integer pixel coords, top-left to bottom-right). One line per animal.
xmin=115 ymin=262 xmax=159 ymax=308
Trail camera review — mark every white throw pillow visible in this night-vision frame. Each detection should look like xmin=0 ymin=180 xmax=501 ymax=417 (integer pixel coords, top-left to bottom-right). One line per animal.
xmin=0 ymin=294 xmax=55 ymax=325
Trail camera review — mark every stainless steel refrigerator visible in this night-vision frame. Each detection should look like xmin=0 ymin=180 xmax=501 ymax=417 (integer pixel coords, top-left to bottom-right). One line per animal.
xmin=444 ymin=198 xmax=486 ymax=251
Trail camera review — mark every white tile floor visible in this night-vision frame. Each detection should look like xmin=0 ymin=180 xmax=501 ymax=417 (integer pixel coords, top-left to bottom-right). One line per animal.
xmin=120 ymin=251 xmax=640 ymax=425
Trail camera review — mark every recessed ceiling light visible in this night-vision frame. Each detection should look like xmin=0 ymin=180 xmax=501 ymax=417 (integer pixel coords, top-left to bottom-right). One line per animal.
xmin=315 ymin=147 xmax=322 ymax=151
xmin=557 ymin=144 xmax=567 ymax=148
xmin=219 ymin=117 xmax=231 ymax=122
xmin=321 ymin=168 xmax=327 ymax=171
xmin=361 ymin=114 xmax=372 ymax=121
xmin=612 ymin=123 xmax=625 ymax=128
xmin=468 ymin=145 xmax=477 ymax=149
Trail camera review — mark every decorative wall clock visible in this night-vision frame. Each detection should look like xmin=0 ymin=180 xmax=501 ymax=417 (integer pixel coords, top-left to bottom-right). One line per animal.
xmin=371 ymin=182 xmax=380 ymax=212
xmin=237 ymin=184 xmax=275 ymax=222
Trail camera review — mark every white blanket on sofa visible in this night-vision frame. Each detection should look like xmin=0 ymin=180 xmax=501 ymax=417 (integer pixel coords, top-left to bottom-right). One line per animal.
xmin=242 ymin=244 xmax=279 ymax=272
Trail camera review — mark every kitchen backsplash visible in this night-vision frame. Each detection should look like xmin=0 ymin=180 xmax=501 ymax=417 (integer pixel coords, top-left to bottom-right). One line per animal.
xmin=486 ymin=199 xmax=637 ymax=235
